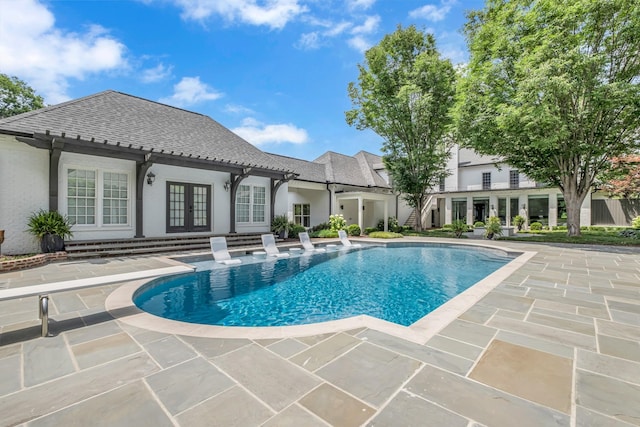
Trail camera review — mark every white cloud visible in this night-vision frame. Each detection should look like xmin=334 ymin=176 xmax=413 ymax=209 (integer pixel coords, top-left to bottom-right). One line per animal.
xmin=171 ymin=0 xmax=307 ymax=29
xmin=296 ymin=32 xmax=321 ymax=50
xmin=0 ymin=0 xmax=127 ymax=104
xmin=351 ymin=15 xmax=380 ymax=35
xmin=141 ymin=63 xmax=173 ymax=83
xmin=159 ymin=76 xmax=223 ymax=107
xmin=347 ymin=0 xmax=376 ymax=11
xmin=224 ymin=103 xmax=255 ymax=115
xmin=233 ymin=117 xmax=308 ymax=145
xmin=409 ymin=1 xmax=457 ymax=22
xmin=347 ymin=15 xmax=379 ymax=52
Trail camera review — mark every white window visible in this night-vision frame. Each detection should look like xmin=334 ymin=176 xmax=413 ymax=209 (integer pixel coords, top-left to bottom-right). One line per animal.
xmin=236 ymin=184 xmax=266 ymax=223
xmin=67 ymin=169 xmax=96 ymax=225
xmin=66 ymin=168 xmax=130 ymax=227
xmin=293 ymin=203 xmax=310 ymax=227
xmin=103 ymin=172 xmax=128 ymax=225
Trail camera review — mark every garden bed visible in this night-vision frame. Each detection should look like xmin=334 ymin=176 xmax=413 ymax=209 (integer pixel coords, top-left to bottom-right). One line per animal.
xmin=0 ymin=252 xmax=67 ymax=272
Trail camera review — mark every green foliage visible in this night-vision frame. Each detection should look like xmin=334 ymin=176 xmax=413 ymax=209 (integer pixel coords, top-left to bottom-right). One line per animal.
xmin=368 ymin=231 xmax=404 ymax=239
xmin=0 ymin=74 xmax=45 ymax=118
xmin=513 ymin=215 xmax=526 ymax=231
xmin=473 ymin=221 xmax=485 ymax=228
xmin=346 ymin=224 xmax=361 ymax=236
xmin=454 ymin=0 xmax=640 ymax=236
xmin=484 ymin=216 xmax=503 ymax=240
xmin=377 ymin=216 xmax=399 ymax=231
xmin=329 ymin=214 xmax=347 ymax=231
xmin=26 ymin=210 xmax=73 ymax=239
xmin=451 ymin=219 xmax=468 ymax=238
xmin=618 ymin=229 xmax=639 ymax=239
xmin=364 ymin=227 xmax=378 ymax=235
xmin=441 ymin=224 xmax=452 ymax=229
xmin=271 ymin=214 xmax=291 ymax=233
xmin=530 ymin=222 xmax=543 ymax=231
xmin=288 ymin=224 xmax=306 ymax=239
xmin=311 ymin=222 xmax=330 ymax=232
xmin=632 ymin=216 xmax=640 ymax=229
xmin=346 ymin=25 xmax=456 ymax=230
xmin=315 ymin=229 xmax=339 ymax=238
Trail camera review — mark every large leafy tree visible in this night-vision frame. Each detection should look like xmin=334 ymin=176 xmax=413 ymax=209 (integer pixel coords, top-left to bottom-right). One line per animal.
xmin=454 ymin=0 xmax=640 ymax=236
xmin=0 ymin=74 xmax=45 ymax=118
xmin=346 ymin=25 xmax=456 ymax=230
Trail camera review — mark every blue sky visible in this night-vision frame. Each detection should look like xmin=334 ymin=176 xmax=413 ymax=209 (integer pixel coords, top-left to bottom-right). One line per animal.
xmin=0 ymin=0 xmax=484 ymax=160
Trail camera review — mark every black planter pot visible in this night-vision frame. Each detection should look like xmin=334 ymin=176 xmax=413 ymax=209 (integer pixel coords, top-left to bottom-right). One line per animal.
xmin=41 ymin=234 xmax=65 ymax=253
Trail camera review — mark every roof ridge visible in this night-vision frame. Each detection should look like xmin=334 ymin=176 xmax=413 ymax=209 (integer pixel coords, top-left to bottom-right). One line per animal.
xmin=108 ymin=90 xmax=210 ymax=118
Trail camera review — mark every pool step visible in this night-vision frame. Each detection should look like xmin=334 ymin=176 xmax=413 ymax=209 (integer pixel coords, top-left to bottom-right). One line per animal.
xmin=64 ymin=233 xmax=269 ymax=259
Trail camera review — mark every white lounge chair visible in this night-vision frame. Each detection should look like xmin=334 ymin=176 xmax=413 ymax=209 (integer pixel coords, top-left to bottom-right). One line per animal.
xmin=210 ymin=237 xmax=242 ymax=265
xmin=261 ymin=234 xmax=290 ymax=258
xmin=338 ymin=230 xmax=362 ymax=248
xmin=299 ymin=232 xmax=326 ymax=253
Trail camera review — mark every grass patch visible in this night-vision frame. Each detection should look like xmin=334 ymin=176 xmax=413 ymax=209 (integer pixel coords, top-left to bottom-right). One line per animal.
xmin=502 ymin=228 xmax=640 ymax=246
xmin=368 ymin=231 xmax=404 ymax=239
xmin=402 ymin=229 xmax=469 ymax=239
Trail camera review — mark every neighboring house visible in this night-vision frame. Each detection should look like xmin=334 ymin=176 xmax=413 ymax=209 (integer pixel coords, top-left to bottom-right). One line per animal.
xmin=426 ymin=146 xmax=592 ymax=228
xmin=0 ymin=90 xmax=410 ymax=254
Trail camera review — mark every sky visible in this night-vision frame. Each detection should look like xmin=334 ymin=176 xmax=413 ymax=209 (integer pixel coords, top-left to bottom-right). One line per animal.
xmin=0 ymin=0 xmax=485 ymax=161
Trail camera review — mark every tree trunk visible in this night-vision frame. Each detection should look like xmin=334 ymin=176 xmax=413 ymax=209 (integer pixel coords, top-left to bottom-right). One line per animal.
xmin=561 ymin=177 xmax=589 ymax=237
xmin=415 ymin=197 xmax=424 ymax=231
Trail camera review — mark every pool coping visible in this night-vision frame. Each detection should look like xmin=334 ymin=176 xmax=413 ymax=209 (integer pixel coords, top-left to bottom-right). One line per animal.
xmin=105 ymin=239 xmax=537 ymax=344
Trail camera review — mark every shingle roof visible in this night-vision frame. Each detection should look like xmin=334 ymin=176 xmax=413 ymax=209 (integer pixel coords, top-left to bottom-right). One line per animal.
xmin=267 ymin=153 xmax=328 ymax=183
xmin=311 ymin=151 xmax=390 ymax=188
xmin=0 ymin=90 xmax=291 ymax=172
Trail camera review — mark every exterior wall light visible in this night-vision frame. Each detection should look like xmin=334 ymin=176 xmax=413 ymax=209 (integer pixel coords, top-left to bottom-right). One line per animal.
xmin=146 ymin=171 xmax=156 ymax=185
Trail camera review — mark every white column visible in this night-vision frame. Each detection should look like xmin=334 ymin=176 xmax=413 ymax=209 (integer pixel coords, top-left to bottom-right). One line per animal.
xmin=383 ymin=200 xmax=389 ymax=231
xmin=357 ymin=196 xmax=363 ymax=231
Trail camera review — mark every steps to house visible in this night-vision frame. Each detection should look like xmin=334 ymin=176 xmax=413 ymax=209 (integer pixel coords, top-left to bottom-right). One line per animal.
xmin=64 ymin=233 xmax=266 ymax=258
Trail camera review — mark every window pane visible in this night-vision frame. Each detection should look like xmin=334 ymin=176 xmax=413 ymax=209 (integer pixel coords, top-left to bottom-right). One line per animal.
xmin=67 ymin=169 xmax=96 ymax=225
xmin=103 ymin=172 xmax=128 ymax=225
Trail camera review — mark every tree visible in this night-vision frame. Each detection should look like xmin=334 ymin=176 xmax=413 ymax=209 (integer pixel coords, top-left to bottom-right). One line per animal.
xmin=346 ymin=25 xmax=456 ymax=231
xmin=599 ymin=154 xmax=640 ymax=198
xmin=0 ymin=74 xmax=45 ymax=118
xmin=453 ymin=0 xmax=640 ymax=236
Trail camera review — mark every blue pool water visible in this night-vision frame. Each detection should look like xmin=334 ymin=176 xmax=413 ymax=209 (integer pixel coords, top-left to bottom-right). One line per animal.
xmin=134 ymin=244 xmax=513 ymax=327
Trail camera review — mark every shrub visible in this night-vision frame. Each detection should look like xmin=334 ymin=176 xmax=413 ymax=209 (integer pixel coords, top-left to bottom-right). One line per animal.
xmin=513 ymin=215 xmax=526 ymax=231
xmin=530 ymin=221 xmax=543 ymax=231
xmin=288 ymin=224 xmax=306 ymax=239
xmin=27 ymin=210 xmax=73 ymax=239
xmin=473 ymin=221 xmax=485 ymax=228
xmin=632 ymin=216 xmax=640 ymax=229
xmin=329 ymin=214 xmax=346 ymax=231
xmin=441 ymin=224 xmax=452 ymax=229
xmin=368 ymin=231 xmax=403 ymax=239
xmin=346 ymin=224 xmax=361 ymax=236
xmin=484 ymin=216 xmax=503 ymax=240
xmin=377 ymin=216 xmax=399 ymax=231
xmin=364 ymin=227 xmax=377 ymax=235
xmin=311 ymin=222 xmax=330 ymax=232
xmin=316 ymin=229 xmax=338 ymax=238
xmin=451 ymin=219 xmax=468 ymax=238
xmin=271 ymin=214 xmax=291 ymax=234
xmin=618 ymin=229 xmax=639 ymax=239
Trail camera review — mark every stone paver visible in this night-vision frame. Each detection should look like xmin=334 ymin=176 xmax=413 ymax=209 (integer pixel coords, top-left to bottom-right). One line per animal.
xmin=0 ymin=242 xmax=639 ymax=426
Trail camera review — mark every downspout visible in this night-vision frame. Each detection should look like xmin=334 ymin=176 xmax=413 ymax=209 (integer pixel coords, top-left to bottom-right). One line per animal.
xmin=326 ymin=182 xmax=332 ymax=214
xmin=49 ymin=138 xmax=64 ymax=211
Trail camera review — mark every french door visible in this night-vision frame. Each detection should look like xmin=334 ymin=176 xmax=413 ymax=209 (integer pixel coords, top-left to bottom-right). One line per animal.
xmin=166 ymin=182 xmax=211 ymax=233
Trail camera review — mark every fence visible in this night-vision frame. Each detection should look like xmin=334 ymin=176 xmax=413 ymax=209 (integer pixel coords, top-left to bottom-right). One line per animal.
xmin=591 ymin=199 xmax=640 ymax=226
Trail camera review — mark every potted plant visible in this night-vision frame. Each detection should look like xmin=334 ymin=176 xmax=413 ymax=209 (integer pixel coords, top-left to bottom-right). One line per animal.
xmin=513 ymin=215 xmax=526 ymax=231
xmin=26 ymin=210 xmax=73 ymax=253
xmin=484 ymin=216 xmax=503 ymax=240
xmin=271 ymin=214 xmax=291 ymax=239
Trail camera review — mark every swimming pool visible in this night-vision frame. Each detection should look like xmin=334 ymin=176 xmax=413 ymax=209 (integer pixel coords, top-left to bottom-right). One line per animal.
xmin=134 ymin=243 xmax=513 ymax=327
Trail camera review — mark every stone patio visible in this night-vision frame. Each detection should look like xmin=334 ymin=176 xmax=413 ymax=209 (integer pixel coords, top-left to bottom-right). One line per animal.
xmin=0 ymin=239 xmax=639 ymax=426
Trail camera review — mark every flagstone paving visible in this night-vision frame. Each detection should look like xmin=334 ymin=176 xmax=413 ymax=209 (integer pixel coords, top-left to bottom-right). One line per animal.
xmin=0 ymin=240 xmax=639 ymax=426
